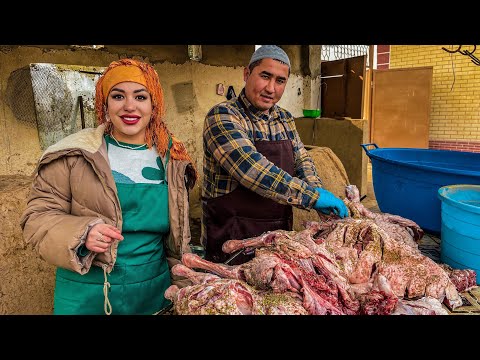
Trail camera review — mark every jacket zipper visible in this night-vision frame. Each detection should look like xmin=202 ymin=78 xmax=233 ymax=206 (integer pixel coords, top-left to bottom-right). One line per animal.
xmin=85 ymin=157 xmax=121 ymax=272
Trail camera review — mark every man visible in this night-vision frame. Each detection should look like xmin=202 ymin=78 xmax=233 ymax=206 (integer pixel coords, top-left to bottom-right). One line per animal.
xmin=202 ymin=45 xmax=349 ymax=264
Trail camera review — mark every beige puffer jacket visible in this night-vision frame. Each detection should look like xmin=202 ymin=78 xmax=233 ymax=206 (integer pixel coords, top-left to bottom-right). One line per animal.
xmin=20 ymin=124 xmax=196 ymax=281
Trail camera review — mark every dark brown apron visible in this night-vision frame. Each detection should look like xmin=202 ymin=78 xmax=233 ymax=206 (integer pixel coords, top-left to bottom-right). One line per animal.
xmin=204 ymin=138 xmax=294 ymax=265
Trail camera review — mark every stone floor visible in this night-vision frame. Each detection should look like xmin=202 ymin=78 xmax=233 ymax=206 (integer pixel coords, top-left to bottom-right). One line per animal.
xmin=364 ymin=163 xmax=480 ymax=314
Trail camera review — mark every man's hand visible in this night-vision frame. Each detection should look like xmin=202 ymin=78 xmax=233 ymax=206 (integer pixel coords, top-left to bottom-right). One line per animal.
xmin=313 ymin=188 xmax=349 ymax=218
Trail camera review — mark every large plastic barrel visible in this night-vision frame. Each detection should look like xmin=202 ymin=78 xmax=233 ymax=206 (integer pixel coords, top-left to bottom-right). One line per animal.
xmin=438 ymin=185 xmax=480 ymax=284
xmin=362 ymin=144 xmax=480 ymax=234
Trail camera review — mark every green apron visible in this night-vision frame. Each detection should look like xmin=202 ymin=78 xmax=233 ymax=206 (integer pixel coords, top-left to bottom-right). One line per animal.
xmin=54 ymin=143 xmax=172 ymax=315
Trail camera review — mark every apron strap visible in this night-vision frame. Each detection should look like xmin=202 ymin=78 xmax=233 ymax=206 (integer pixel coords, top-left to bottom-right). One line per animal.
xmin=163 ymin=136 xmax=173 ymax=183
xmin=165 ymin=136 xmax=172 ymax=167
xmin=102 ymin=264 xmax=113 ymax=315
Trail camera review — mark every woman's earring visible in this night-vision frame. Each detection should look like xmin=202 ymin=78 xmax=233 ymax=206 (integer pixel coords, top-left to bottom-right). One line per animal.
xmin=104 ymin=106 xmax=111 ymax=123
xmin=103 ymin=105 xmax=110 ymax=121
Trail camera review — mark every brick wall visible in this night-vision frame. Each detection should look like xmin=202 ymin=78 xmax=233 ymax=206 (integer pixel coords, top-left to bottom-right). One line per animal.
xmin=390 ymin=45 xmax=480 ymax=152
xmin=429 ymin=140 xmax=480 ymax=153
xmin=377 ymin=45 xmax=390 ymax=70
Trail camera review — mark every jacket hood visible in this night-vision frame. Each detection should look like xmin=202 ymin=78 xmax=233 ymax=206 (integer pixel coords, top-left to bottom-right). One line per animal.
xmin=42 ymin=124 xmax=106 ymax=159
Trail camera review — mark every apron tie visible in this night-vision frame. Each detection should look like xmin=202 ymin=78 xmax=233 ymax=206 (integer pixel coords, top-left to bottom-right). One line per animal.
xmin=102 ymin=264 xmax=112 ymax=315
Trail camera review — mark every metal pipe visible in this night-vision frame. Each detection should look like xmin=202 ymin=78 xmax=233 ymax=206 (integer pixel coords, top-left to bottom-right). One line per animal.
xmin=320 ymin=74 xmax=344 ymax=79
xmin=78 ymin=96 xmax=85 ymax=129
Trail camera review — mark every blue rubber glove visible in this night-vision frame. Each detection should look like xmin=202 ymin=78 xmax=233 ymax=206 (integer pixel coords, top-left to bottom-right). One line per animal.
xmin=313 ymin=188 xmax=349 ymax=218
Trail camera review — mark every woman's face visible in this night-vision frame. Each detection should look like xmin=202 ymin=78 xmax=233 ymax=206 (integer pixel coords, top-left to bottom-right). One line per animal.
xmin=107 ymin=81 xmax=153 ymax=144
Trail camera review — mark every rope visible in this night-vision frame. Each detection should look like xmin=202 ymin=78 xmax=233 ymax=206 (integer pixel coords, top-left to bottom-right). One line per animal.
xmin=102 ymin=264 xmax=112 ymax=315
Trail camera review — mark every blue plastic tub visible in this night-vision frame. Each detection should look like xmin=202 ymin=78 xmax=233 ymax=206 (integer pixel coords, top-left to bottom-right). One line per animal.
xmin=361 ymin=144 xmax=480 ymax=234
xmin=438 ymin=185 xmax=480 ymax=283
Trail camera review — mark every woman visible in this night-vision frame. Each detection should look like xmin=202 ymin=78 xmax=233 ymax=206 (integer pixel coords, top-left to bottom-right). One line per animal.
xmin=20 ymin=59 xmax=197 ymax=315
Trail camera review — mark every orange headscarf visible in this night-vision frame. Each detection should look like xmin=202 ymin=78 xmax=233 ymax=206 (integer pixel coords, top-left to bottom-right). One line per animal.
xmin=101 ymin=65 xmax=148 ymax=99
xmin=95 ymin=59 xmax=196 ymax=185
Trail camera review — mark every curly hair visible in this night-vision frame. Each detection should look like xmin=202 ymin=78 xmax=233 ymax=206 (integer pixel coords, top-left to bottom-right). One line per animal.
xmin=95 ymin=59 xmax=196 ymax=184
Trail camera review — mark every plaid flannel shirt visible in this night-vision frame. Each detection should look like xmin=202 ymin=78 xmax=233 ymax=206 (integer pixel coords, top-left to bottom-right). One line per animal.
xmin=202 ymin=89 xmax=322 ymax=210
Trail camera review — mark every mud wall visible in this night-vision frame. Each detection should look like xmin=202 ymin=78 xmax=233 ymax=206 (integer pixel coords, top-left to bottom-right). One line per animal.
xmin=0 ymin=45 xmax=317 ymax=314
xmin=295 ymin=117 xmax=369 ymax=197
xmin=0 ymin=175 xmax=55 ymax=314
xmin=0 ymin=45 xmax=310 ymax=221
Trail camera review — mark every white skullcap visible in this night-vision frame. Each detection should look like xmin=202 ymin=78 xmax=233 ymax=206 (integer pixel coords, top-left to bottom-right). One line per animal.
xmin=248 ymin=45 xmax=290 ymax=68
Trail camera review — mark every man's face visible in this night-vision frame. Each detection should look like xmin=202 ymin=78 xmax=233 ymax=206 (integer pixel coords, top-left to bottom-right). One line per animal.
xmin=243 ymin=58 xmax=289 ymax=113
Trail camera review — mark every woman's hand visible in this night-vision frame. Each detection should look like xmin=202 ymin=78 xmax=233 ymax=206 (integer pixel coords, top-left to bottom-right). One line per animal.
xmin=86 ymin=224 xmax=124 ymax=253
